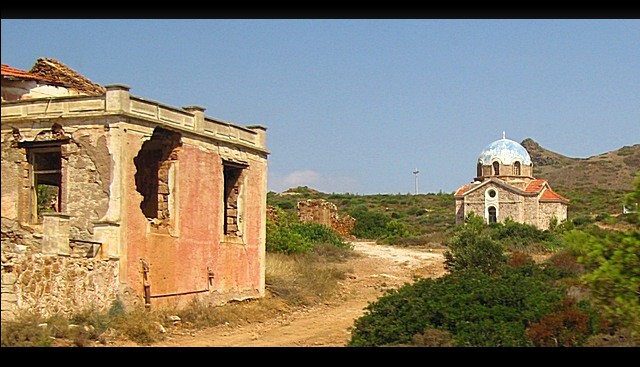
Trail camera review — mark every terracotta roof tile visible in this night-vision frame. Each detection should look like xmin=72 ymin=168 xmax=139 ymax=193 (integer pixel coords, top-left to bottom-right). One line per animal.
xmin=455 ymin=184 xmax=475 ymax=196
xmin=2 ymin=64 xmax=55 ymax=83
xmin=525 ymin=179 xmax=546 ymax=193
xmin=540 ymin=187 xmax=570 ymax=202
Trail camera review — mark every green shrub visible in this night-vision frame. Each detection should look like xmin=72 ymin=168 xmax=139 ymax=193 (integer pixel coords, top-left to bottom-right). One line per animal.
xmin=384 ymin=220 xmax=410 ymax=238
xmin=266 ymin=221 xmax=313 ymax=254
xmin=564 ymin=228 xmax=640 ymax=335
xmin=443 ymin=214 xmax=507 ymax=275
xmin=348 ymin=267 xmax=565 ymax=347
xmin=288 ymin=222 xmax=351 ymax=249
xmin=275 ymin=201 xmax=295 ymax=210
xmin=266 ymin=206 xmax=351 ymax=254
xmin=349 ymin=207 xmax=391 ymax=239
xmin=572 ymin=215 xmax=595 ymax=227
xmin=490 ymin=218 xmax=559 ymax=250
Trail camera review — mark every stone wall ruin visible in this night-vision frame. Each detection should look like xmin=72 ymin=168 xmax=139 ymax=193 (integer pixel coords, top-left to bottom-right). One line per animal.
xmin=296 ymin=199 xmax=355 ymax=238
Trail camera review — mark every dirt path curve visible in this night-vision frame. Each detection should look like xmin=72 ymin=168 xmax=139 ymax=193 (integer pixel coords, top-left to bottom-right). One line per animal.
xmin=150 ymin=242 xmax=446 ymax=347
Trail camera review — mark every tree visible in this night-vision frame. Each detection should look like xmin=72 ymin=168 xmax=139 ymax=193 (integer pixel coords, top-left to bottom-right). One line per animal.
xmin=624 ymin=170 xmax=640 ymax=212
xmin=564 ymin=228 xmax=640 ymax=335
xmin=443 ymin=213 xmax=507 ymax=274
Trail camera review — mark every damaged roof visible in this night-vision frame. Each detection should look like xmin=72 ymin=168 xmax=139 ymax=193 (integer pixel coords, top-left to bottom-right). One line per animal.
xmin=2 ymin=63 xmax=58 ymax=84
xmin=28 ymin=58 xmax=106 ymax=96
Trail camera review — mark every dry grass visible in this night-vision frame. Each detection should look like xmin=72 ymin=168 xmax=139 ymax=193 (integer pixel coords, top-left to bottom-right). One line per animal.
xmin=266 ymin=245 xmax=355 ymax=307
xmin=1 ymin=244 xmax=355 ymax=347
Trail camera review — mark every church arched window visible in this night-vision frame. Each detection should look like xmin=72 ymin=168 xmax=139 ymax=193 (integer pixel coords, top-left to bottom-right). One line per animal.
xmin=492 ymin=161 xmax=500 ymax=176
xmin=488 ymin=206 xmax=497 ymax=223
xmin=477 ymin=162 xmax=482 ymax=177
xmin=514 ymin=161 xmax=521 ymax=175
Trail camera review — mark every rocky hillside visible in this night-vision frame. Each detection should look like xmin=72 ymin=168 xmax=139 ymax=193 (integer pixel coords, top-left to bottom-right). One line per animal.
xmin=521 ymin=138 xmax=640 ymax=192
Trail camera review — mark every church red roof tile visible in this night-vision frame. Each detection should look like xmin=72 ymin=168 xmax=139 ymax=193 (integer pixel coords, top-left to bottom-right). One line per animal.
xmin=540 ymin=187 xmax=570 ymax=202
xmin=455 ymin=184 xmax=475 ymax=196
xmin=525 ymin=179 xmax=546 ymax=193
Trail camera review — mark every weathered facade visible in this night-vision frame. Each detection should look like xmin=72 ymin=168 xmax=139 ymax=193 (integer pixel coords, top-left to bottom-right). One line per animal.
xmin=1 ymin=59 xmax=269 ymax=321
xmin=454 ymin=134 xmax=568 ymax=230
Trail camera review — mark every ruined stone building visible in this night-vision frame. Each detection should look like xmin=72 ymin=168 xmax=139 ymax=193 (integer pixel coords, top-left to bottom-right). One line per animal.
xmin=296 ymin=199 xmax=355 ymax=238
xmin=454 ymin=133 xmax=568 ymax=230
xmin=1 ymin=58 xmax=269 ymax=321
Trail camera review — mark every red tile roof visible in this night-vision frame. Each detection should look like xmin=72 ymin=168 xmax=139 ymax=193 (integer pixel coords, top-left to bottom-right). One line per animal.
xmin=540 ymin=187 xmax=570 ymax=202
xmin=456 ymin=177 xmax=569 ymax=203
xmin=525 ymin=179 xmax=569 ymax=202
xmin=525 ymin=179 xmax=546 ymax=193
xmin=2 ymin=58 xmax=106 ymax=96
xmin=455 ymin=183 xmax=475 ymax=196
xmin=1 ymin=64 xmax=54 ymax=82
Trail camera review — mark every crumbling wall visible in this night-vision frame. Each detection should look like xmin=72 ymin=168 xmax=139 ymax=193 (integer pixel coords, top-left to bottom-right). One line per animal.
xmin=1 ymin=130 xmax=28 ymax=221
xmin=1 ymin=124 xmax=112 ymax=240
xmin=1 ymin=218 xmax=119 ymax=321
xmin=297 ymin=199 xmax=355 ymax=238
xmin=66 ymin=130 xmax=112 ymax=240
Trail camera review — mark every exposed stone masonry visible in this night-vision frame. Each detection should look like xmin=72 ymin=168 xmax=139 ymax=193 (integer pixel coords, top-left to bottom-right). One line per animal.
xmin=2 ymin=219 xmax=119 ymax=321
xmin=297 ymin=199 xmax=356 ymax=238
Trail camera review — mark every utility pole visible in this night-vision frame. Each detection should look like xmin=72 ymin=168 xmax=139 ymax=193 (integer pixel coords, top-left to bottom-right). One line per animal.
xmin=413 ymin=168 xmax=419 ymax=195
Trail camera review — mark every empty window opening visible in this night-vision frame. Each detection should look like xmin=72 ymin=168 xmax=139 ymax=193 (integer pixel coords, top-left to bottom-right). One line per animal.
xmin=31 ymin=147 xmax=62 ymax=222
xmin=223 ymin=161 xmax=247 ymax=237
xmin=18 ymin=138 xmax=67 ymax=224
xmin=488 ymin=206 xmax=497 ymax=223
xmin=134 ymin=128 xmax=182 ymax=227
xmin=514 ymin=161 xmax=521 ymax=175
xmin=477 ymin=162 xmax=483 ymax=177
xmin=492 ymin=161 xmax=500 ymax=176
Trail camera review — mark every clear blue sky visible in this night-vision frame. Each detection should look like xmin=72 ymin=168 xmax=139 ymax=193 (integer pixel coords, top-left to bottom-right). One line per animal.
xmin=2 ymin=18 xmax=639 ymax=194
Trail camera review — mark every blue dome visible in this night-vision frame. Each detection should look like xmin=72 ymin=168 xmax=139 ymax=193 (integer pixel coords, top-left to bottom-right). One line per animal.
xmin=478 ymin=138 xmax=532 ymax=166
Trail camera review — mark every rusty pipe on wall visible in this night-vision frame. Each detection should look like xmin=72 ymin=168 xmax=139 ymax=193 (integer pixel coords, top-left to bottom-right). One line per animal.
xmin=140 ymin=258 xmax=151 ymax=310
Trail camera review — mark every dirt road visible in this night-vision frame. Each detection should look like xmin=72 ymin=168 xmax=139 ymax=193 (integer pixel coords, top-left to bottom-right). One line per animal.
xmin=151 ymin=242 xmax=447 ymax=347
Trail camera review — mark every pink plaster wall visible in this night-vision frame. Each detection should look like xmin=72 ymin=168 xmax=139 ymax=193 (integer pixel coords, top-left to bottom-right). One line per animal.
xmin=122 ymin=137 xmax=265 ymax=307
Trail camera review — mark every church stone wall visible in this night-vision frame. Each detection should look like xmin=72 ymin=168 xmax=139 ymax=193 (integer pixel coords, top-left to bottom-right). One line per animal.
xmin=459 ymin=188 xmax=486 ymax=221
xmin=493 ymin=188 xmax=524 ymax=223
xmin=523 ymin=196 xmax=540 ymax=227
xmin=539 ymin=202 xmax=568 ymax=230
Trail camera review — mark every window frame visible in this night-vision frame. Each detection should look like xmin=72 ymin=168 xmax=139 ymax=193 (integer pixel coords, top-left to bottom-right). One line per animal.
xmin=19 ymin=140 xmax=68 ymax=224
xmin=514 ymin=161 xmax=521 ymax=175
xmin=222 ymin=160 xmax=248 ymax=239
xmin=488 ymin=206 xmax=497 ymax=223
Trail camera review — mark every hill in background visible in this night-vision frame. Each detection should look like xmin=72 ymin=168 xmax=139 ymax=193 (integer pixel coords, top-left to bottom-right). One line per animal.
xmin=521 ymin=138 xmax=639 ymax=216
xmin=522 ymin=138 xmax=640 ymax=192
xmin=268 ymin=139 xmax=639 ymax=233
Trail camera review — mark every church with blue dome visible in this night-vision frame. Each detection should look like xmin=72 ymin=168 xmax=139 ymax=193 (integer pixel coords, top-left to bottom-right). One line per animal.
xmin=454 ymin=133 xmax=569 ymax=230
